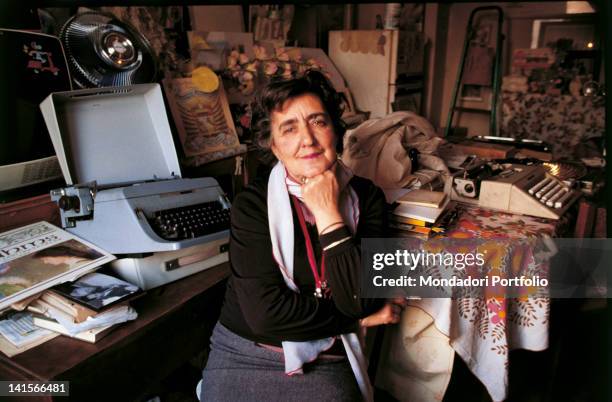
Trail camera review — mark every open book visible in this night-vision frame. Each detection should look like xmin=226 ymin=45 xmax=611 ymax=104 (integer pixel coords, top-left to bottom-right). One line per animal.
xmin=0 ymin=221 xmax=115 ymax=311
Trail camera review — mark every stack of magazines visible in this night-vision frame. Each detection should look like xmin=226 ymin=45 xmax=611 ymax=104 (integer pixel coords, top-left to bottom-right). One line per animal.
xmin=0 ymin=221 xmax=140 ymax=355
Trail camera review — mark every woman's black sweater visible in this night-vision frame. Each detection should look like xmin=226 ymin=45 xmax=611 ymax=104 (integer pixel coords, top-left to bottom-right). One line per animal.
xmin=219 ymin=175 xmax=386 ymax=346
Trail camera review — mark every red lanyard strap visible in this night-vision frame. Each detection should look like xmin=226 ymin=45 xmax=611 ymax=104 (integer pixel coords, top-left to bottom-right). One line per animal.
xmin=290 ymin=196 xmax=326 ymax=296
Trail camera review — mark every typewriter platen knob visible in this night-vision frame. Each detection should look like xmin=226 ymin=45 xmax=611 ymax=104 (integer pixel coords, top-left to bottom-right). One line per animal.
xmin=58 ymin=195 xmax=81 ymax=212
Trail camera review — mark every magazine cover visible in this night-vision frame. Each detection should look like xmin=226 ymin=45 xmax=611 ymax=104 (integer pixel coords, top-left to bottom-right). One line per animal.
xmin=0 ymin=221 xmax=115 ymax=311
xmin=50 ymin=272 xmax=142 ymax=312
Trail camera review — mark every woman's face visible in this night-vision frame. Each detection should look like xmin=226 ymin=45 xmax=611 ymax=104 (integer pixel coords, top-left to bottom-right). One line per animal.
xmin=270 ymin=93 xmax=337 ymax=181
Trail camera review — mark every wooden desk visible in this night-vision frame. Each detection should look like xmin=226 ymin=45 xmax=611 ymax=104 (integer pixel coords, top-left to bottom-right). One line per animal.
xmin=0 ymin=194 xmax=60 ymax=233
xmin=0 ymin=263 xmax=230 ymax=402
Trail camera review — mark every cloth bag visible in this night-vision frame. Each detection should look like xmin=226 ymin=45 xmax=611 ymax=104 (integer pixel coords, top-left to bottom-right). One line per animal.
xmin=341 ymin=111 xmax=448 ymax=189
xmin=375 ymin=306 xmax=455 ymax=402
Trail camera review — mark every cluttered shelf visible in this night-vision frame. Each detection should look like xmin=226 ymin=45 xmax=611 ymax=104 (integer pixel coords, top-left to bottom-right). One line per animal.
xmin=0 ymin=263 xmax=229 ymax=401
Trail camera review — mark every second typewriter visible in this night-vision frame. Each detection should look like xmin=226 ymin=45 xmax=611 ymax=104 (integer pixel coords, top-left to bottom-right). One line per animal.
xmin=447 ymin=162 xmax=582 ymax=219
xmin=40 ymin=84 xmax=231 ymax=289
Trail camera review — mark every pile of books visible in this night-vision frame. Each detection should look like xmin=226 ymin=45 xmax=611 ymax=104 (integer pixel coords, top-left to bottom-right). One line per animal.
xmin=28 ymin=272 xmax=141 ymax=343
xmin=0 ymin=222 xmax=142 ymax=356
xmin=0 ymin=273 xmax=141 ymax=357
xmin=390 ymin=190 xmax=456 ymax=239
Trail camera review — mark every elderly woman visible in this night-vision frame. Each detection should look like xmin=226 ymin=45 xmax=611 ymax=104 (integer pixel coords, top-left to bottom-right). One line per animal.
xmin=200 ymin=70 xmax=405 ymax=401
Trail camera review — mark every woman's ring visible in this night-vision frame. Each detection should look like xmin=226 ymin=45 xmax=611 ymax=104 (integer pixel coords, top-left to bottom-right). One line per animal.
xmin=301 ymin=177 xmax=309 ymax=185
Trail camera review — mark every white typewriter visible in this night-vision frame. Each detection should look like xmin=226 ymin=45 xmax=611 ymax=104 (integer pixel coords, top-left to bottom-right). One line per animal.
xmin=447 ymin=163 xmax=582 ymax=219
xmin=40 ymin=84 xmax=230 ymax=289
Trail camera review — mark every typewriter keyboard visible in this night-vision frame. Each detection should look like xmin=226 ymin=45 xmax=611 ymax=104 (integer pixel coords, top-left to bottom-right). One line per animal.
xmin=150 ymin=200 xmax=231 ymax=240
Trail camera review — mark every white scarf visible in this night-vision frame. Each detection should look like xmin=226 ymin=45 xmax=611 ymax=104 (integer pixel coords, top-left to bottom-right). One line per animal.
xmin=267 ymin=161 xmax=373 ymax=402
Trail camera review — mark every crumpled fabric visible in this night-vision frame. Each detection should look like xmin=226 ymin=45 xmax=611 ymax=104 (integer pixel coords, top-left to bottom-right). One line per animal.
xmin=375 ymin=305 xmax=455 ymax=402
xmin=341 ymin=111 xmax=448 ymax=189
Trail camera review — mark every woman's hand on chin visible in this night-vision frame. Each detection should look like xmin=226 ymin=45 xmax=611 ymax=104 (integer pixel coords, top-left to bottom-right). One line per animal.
xmin=301 ymin=167 xmax=344 ymax=234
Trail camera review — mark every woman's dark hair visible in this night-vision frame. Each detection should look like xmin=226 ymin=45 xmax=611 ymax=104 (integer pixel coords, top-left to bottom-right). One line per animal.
xmin=32 ymin=244 xmax=102 ymax=260
xmin=251 ymin=70 xmax=347 ymax=165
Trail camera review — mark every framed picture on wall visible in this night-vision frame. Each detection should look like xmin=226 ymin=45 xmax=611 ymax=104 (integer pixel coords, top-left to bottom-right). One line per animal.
xmin=533 ymin=18 xmax=596 ymax=50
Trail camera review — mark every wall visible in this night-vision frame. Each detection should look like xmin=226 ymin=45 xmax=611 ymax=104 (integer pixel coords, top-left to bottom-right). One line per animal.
xmin=356 ymin=4 xmax=386 ymax=30
xmin=290 ymin=5 xmax=319 ymax=48
xmin=423 ymin=3 xmax=450 ymax=127
xmin=190 ymin=6 xmax=245 ymax=32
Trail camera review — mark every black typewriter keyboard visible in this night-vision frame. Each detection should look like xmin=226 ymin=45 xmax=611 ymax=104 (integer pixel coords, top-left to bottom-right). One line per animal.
xmin=149 ymin=200 xmax=231 ymax=240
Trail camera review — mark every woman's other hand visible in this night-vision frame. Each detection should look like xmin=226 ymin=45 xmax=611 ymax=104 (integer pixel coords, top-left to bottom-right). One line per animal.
xmin=301 ymin=167 xmax=344 ymax=234
xmin=360 ymin=298 xmax=407 ymax=327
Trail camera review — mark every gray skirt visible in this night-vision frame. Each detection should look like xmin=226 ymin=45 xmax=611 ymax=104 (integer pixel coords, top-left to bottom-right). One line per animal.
xmin=200 ymin=322 xmax=361 ymax=402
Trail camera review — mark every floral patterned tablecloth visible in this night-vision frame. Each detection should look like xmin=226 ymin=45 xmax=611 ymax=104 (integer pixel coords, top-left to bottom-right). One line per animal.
xmin=402 ymin=206 xmax=566 ymax=402
xmin=500 ymin=92 xmax=605 ymax=160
